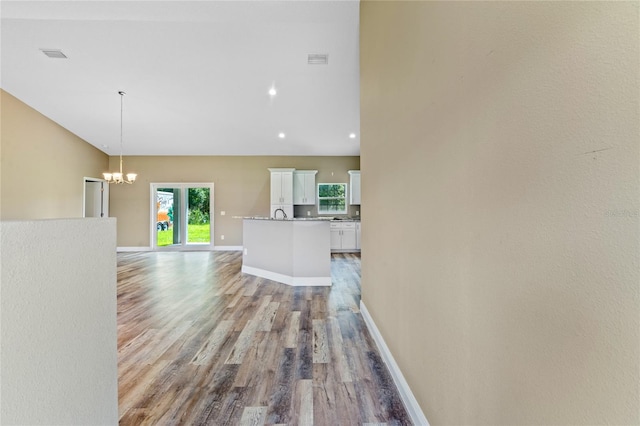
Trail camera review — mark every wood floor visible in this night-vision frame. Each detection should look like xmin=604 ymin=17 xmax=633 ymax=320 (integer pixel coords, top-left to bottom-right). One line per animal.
xmin=117 ymin=251 xmax=410 ymax=425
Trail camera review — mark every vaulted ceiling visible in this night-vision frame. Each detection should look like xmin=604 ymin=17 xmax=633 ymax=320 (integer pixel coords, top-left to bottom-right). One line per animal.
xmin=1 ymin=1 xmax=360 ymax=156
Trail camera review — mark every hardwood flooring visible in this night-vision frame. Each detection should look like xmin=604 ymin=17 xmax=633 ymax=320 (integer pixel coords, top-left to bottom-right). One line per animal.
xmin=117 ymin=251 xmax=411 ymax=425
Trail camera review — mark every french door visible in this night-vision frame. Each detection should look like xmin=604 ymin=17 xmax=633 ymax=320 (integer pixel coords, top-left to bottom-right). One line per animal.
xmin=151 ymin=183 xmax=214 ymax=250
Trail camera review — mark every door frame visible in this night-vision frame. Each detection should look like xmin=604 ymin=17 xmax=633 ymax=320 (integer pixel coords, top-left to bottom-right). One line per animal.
xmin=83 ymin=177 xmax=109 ymax=218
xmin=150 ymin=182 xmax=214 ymax=251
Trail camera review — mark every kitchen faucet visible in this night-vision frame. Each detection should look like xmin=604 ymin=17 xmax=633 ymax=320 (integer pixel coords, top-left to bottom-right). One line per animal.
xmin=273 ymin=208 xmax=287 ymax=220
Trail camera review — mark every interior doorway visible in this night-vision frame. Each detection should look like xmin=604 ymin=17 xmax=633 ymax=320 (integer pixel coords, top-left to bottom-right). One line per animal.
xmin=83 ymin=178 xmax=109 ymax=218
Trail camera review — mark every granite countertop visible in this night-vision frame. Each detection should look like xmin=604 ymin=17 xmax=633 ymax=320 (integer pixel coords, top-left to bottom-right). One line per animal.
xmin=240 ymin=216 xmax=360 ymax=222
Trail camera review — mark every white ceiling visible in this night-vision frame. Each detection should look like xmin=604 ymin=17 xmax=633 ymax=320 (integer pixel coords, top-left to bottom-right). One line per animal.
xmin=1 ymin=1 xmax=360 ymax=156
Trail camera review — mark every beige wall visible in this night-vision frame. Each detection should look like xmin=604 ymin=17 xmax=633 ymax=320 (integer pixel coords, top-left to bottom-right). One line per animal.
xmin=109 ymin=156 xmax=359 ymax=247
xmin=360 ymin=2 xmax=638 ymax=425
xmin=1 ymin=90 xmax=108 ymax=219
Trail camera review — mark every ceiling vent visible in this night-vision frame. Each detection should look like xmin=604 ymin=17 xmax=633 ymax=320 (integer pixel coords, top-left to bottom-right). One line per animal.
xmin=40 ymin=49 xmax=67 ymax=59
xmin=308 ymin=54 xmax=328 ymax=65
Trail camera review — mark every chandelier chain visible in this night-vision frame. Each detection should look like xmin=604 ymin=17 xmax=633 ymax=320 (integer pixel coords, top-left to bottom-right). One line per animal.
xmin=103 ymin=90 xmax=137 ymax=184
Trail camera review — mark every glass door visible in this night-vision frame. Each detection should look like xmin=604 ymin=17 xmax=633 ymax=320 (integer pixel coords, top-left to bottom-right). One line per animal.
xmin=156 ymin=187 xmax=182 ymax=247
xmin=185 ymin=187 xmax=211 ymax=245
xmin=152 ymin=183 xmax=213 ymax=250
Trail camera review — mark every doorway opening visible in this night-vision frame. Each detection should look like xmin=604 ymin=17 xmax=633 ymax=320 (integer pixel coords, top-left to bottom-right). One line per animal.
xmin=151 ymin=183 xmax=213 ymax=250
xmin=83 ymin=177 xmax=109 ymax=218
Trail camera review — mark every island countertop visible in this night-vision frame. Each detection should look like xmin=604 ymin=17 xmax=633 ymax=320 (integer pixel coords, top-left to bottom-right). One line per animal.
xmin=239 ymin=216 xmax=359 ymax=222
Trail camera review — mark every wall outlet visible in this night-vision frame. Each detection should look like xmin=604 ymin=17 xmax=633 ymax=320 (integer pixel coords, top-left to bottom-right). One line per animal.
xmin=221 ymin=211 xmax=225 ymax=216
xmin=356 ymin=210 xmax=359 ymax=216
xmin=307 ymin=211 xmax=311 ymax=216
xmin=244 ymin=248 xmax=248 ymax=255
xmin=221 ymin=235 xmax=225 ymax=240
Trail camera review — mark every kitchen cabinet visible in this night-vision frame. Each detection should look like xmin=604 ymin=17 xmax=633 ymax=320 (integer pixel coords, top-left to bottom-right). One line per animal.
xmin=330 ymin=222 xmax=357 ymax=251
xmin=356 ymin=222 xmax=361 ymax=250
xmin=348 ymin=170 xmax=361 ymax=205
xmin=269 ymin=168 xmax=294 ymax=204
xmin=269 ymin=168 xmax=294 ymax=217
xmin=293 ymin=170 xmax=317 ymax=205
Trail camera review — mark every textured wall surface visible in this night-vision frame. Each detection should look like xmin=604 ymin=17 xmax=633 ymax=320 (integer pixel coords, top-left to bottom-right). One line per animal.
xmin=108 ymin=155 xmax=359 ymax=247
xmin=360 ymin=2 xmax=639 ymax=424
xmin=1 ymin=218 xmax=118 ymax=425
xmin=1 ymin=90 xmax=108 ymax=219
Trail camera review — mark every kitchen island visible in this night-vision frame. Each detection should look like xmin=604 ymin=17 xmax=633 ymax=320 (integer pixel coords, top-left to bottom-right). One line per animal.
xmin=242 ymin=217 xmax=332 ymax=286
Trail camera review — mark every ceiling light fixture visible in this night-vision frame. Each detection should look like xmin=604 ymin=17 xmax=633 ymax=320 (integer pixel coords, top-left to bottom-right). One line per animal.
xmin=278 ymin=132 xmax=286 ymax=139
xmin=268 ymin=87 xmax=277 ymax=96
xmin=349 ymin=133 xmax=356 ymax=139
xmin=104 ymin=91 xmax=137 ymax=184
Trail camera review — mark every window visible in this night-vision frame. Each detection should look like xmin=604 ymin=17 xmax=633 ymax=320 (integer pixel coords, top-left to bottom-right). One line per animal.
xmin=317 ymin=183 xmax=347 ymax=214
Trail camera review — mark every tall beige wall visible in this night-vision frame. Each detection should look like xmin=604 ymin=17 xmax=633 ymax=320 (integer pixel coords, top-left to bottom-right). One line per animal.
xmin=360 ymin=2 xmax=639 ymax=425
xmin=109 ymin=156 xmax=359 ymax=247
xmin=1 ymin=90 xmax=108 ymax=219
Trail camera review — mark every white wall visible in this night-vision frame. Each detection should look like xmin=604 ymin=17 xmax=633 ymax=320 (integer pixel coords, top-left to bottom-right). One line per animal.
xmin=1 ymin=218 xmax=118 ymax=425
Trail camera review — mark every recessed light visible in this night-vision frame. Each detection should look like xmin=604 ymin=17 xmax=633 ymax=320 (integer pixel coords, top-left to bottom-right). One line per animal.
xmin=268 ymin=87 xmax=277 ymax=96
xmin=278 ymin=132 xmax=286 ymax=139
xmin=349 ymin=133 xmax=356 ymax=139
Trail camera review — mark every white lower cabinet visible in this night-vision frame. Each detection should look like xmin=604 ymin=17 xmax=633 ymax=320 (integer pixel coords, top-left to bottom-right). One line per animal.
xmin=330 ymin=228 xmax=342 ymax=250
xmin=330 ymin=222 xmax=358 ymax=251
xmin=356 ymin=222 xmax=361 ymax=250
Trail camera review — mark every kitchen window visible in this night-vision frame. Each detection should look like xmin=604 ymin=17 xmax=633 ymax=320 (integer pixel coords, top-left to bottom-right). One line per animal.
xmin=317 ymin=183 xmax=347 ymax=214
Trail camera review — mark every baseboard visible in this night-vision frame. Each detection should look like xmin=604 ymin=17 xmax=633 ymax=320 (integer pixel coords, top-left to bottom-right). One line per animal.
xmin=118 ymin=246 xmax=242 ymax=252
xmin=360 ymin=301 xmax=430 ymax=426
xmin=213 ymin=245 xmax=243 ymax=251
xmin=241 ymin=265 xmax=331 ymax=287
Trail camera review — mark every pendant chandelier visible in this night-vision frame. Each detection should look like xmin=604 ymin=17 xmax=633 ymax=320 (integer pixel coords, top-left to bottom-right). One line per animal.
xmin=104 ymin=91 xmax=137 ymax=184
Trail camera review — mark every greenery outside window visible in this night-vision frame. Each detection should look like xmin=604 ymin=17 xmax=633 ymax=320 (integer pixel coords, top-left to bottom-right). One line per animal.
xmin=318 ymin=183 xmax=347 ymax=214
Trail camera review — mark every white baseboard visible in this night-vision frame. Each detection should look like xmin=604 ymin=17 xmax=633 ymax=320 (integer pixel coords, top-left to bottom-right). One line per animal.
xmin=241 ymin=265 xmax=332 ymax=287
xmin=117 ymin=246 xmax=152 ymax=252
xmin=117 ymin=246 xmax=243 ymax=252
xmin=214 ymin=245 xmax=243 ymax=251
xmin=360 ymin=301 xmax=430 ymax=426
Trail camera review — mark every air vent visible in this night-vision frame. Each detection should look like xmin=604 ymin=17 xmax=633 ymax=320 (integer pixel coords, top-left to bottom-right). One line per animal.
xmin=308 ymin=54 xmax=328 ymax=65
xmin=40 ymin=49 xmax=67 ymax=59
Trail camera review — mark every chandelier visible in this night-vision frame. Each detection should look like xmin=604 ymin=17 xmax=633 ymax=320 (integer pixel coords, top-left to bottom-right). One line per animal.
xmin=104 ymin=91 xmax=137 ymax=184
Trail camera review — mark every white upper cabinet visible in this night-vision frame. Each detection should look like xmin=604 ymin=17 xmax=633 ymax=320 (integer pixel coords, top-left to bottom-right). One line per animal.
xmin=293 ymin=170 xmax=318 ymax=205
xmin=269 ymin=168 xmax=294 ymax=205
xmin=348 ymin=170 xmax=361 ymax=205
